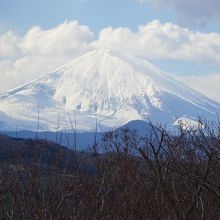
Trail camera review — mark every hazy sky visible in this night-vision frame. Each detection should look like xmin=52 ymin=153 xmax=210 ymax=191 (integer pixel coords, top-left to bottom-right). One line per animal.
xmin=0 ymin=0 xmax=220 ymax=101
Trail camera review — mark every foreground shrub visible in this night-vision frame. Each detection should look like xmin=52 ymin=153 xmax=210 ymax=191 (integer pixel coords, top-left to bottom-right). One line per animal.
xmin=0 ymin=121 xmax=220 ymax=219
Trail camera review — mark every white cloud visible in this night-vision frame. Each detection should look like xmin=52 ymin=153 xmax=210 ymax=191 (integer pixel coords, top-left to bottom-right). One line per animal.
xmin=0 ymin=31 xmax=20 ymax=57
xmin=19 ymin=20 xmax=93 ymax=56
xmin=144 ymin=0 xmax=220 ymax=27
xmin=93 ymin=20 xmax=220 ymax=63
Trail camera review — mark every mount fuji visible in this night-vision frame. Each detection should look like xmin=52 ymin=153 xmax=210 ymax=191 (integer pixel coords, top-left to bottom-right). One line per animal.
xmin=0 ymin=49 xmax=219 ymax=132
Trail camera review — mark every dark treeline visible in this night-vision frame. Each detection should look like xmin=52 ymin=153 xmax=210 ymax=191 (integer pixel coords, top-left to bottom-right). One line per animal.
xmin=0 ymin=120 xmax=220 ymax=220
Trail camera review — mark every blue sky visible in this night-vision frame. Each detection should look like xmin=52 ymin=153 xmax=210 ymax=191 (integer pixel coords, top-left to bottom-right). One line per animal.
xmin=0 ymin=0 xmax=220 ymax=101
xmin=0 ymin=0 xmax=175 ymax=33
xmin=1 ymin=0 xmax=219 ymax=34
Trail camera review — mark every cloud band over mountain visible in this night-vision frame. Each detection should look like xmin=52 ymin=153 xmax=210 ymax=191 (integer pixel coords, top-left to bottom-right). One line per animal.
xmin=0 ymin=20 xmax=220 ymax=102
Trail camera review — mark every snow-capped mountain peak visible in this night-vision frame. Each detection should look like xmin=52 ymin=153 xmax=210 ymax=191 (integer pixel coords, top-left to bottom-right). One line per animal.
xmin=0 ymin=49 xmax=219 ymax=131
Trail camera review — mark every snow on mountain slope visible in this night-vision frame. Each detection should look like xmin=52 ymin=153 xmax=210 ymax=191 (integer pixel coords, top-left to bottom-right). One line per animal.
xmin=0 ymin=49 xmax=219 ymax=131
